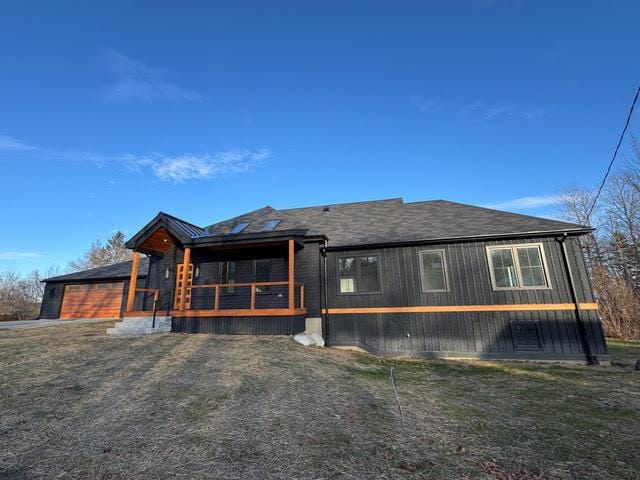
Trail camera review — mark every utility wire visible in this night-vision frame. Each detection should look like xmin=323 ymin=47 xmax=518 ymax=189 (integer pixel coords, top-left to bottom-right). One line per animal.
xmin=585 ymin=85 xmax=640 ymax=223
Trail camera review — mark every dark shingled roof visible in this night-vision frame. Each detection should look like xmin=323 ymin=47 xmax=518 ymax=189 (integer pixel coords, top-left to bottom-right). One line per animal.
xmin=204 ymin=198 xmax=590 ymax=247
xmin=43 ymin=258 xmax=149 ymax=283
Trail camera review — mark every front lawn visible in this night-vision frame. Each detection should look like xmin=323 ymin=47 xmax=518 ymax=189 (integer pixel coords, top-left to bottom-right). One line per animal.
xmin=0 ymin=323 xmax=638 ymax=479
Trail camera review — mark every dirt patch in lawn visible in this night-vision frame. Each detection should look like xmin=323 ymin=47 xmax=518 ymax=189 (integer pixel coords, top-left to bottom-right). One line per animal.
xmin=0 ymin=324 xmax=638 ymax=479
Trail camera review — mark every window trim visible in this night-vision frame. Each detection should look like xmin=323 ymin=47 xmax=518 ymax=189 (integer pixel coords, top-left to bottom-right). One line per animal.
xmin=336 ymin=254 xmax=383 ymax=295
xmin=418 ymin=249 xmax=449 ymax=293
xmin=486 ymin=243 xmax=552 ymax=291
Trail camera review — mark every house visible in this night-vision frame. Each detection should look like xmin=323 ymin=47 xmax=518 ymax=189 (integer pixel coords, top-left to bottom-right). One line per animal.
xmin=40 ymin=198 xmax=608 ymax=363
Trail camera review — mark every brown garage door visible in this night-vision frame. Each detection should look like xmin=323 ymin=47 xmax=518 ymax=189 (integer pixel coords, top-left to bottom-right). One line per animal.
xmin=60 ymin=282 xmax=124 ymax=319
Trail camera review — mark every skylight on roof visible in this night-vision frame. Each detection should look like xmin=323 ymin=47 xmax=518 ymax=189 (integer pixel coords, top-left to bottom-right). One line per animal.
xmin=261 ymin=220 xmax=281 ymax=232
xmin=229 ymin=222 xmax=249 ymax=234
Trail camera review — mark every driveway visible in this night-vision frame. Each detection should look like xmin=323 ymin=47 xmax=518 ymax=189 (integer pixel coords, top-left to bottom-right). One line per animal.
xmin=0 ymin=318 xmax=112 ymax=330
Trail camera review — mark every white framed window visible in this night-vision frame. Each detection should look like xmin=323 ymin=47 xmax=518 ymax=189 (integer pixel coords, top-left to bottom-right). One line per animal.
xmin=418 ymin=249 xmax=449 ymax=292
xmin=486 ymin=243 xmax=551 ymax=290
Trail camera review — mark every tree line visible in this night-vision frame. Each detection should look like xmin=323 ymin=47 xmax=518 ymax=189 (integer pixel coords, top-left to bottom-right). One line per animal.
xmin=559 ymin=139 xmax=640 ymax=340
xmin=0 ymin=231 xmax=131 ymax=320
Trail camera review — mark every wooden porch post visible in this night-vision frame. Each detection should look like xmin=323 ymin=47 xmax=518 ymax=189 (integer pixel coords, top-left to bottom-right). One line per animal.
xmin=288 ymin=240 xmax=294 ymax=310
xmin=126 ymin=251 xmax=140 ymax=313
xmin=180 ymin=247 xmax=191 ymax=311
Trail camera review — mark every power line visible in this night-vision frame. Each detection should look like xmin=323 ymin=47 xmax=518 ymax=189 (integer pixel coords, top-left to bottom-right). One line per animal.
xmin=586 ymin=85 xmax=640 ymax=223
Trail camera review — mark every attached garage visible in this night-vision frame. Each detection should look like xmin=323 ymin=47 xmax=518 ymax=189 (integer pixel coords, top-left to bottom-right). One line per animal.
xmin=39 ymin=258 xmax=149 ymax=320
xmin=59 ymin=282 xmax=125 ymax=319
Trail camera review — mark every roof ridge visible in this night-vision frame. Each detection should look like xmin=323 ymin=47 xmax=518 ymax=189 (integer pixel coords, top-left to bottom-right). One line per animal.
xmin=280 ymin=197 xmax=404 ymax=212
xmin=425 ymin=200 xmax=589 ymax=229
xmin=158 ymin=211 xmax=204 ymax=231
xmin=205 ymin=205 xmax=283 ymax=230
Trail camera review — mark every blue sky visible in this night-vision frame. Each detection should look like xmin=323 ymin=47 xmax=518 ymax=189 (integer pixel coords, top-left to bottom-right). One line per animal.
xmin=1 ymin=0 xmax=638 ymax=275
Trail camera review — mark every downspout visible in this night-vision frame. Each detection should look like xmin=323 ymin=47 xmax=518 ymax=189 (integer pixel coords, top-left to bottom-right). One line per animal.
xmin=558 ymin=233 xmax=598 ymax=365
xmin=321 ymin=239 xmax=329 ymax=343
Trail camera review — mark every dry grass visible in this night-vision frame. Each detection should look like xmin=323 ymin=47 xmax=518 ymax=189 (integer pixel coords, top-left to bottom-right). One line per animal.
xmin=0 ymin=323 xmax=639 ymax=479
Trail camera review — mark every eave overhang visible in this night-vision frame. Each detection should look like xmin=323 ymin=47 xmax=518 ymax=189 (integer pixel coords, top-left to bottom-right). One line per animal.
xmin=188 ymin=229 xmax=310 ymax=249
xmin=324 ymin=228 xmax=595 ymax=252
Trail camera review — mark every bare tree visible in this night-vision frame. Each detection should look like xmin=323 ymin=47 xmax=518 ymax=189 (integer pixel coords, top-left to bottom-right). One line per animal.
xmin=69 ymin=231 xmax=132 ymax=272
xmin=558 ymin=186 xmax=603 ymax=267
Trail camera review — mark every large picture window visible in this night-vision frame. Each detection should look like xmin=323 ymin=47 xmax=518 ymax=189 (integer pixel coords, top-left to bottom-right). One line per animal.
xmin=486 ymin=244 xmax=550 ymax=290
xmin=254 ymin=259 xmax=271 ymax=293
xmin=219 ymin=261 xmax=237 ymax=293
xmin=338 ymin=255 xmax=381 ymax=294
xmin=418 ymin=250 xmax=448 ymax=292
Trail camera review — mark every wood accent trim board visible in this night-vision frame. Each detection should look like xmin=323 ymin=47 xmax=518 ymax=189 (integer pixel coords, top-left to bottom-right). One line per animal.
xmin=323 ymin=303 xmax=599 ymax=314
xmin=288 ymin=239 xmax=295 ymax=310
xmin=172 ymin=308 xmax=307 ymax=317
xmin=125 ymin=252 xmax=140 ymax=312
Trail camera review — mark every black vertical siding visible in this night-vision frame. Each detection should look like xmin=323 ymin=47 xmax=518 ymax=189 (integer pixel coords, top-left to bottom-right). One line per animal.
xmin=324 ymin=235 xmax=608 ymax=361
xmin=39 ymin=282 xmax=64 ymax=319
xmin=172 ymin=315 xmax=305 ymax=335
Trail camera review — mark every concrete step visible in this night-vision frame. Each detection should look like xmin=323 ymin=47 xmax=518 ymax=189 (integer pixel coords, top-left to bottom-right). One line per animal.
xmin=107 ymin=316 xmax=172 ymax=336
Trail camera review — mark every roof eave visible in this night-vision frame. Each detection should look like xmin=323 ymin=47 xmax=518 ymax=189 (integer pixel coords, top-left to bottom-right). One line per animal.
xmin=325 ymin=228 xmax=594 ymax=251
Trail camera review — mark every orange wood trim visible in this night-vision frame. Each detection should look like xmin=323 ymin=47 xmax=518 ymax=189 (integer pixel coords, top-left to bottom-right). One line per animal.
xmin=323 ymin=303 xmax=599 ymax=314
xmin=300 ymin=284 xmax=304 ymax=309
xmin=180 ymin=248 xmax=191 ymax=311
xmin=288 ymin=239 xmax=294 ymax=310
xmin=189 ymin=281 xmax=290 ymax=288
xmin=214 ymin=285 xmax=220 ymax=310
xmin=172 ymin=308 xmax=307 ymax=317
xmin=250 ymin=285 xmax=256 ymax=310
xmin=135 ymin=288 xmax=158 ymax=293
xmin=125 ymin=252 xmax=140 ymax=312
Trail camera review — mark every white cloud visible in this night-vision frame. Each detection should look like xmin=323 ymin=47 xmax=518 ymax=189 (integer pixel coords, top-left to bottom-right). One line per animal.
xmin=0 ymin=252 xmax=43 ymax=261
xmin=0 ymin=134 xmax=38 ymax=151
xmin=461 ymin=100 xmax=544 ymax=121
xmin=0 ymin=131 xmax=269 ymax=183
xmin=484 ymin=194 xmax=568 ymax=211
xmin=123 ymin=149 xmax=270 ymax=182
xmin=103 ymin=49 xmax=205 ymax=103
xmin=410 ymin=93 xmax=441 ymax=113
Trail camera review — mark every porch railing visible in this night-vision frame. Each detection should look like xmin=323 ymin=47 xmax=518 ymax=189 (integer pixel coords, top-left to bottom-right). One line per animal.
xmin=187 ymin=281 xmax=305 ymax=311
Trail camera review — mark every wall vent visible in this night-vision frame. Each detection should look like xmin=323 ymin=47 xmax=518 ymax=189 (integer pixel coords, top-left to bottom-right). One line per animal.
xmin=511 ymin=320 xmax=543 ymax=351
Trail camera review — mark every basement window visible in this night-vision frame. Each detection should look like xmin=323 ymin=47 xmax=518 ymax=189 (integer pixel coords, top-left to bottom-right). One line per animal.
xmin=338 ymin=255 xmax=381 ymax=294
xmin=261 ymin=219 xmax=281 ymax=231
xmin=229 ymin=222 xmax=249 ymax=234
xmin=486 ymin=243 xmax=550 ymax=290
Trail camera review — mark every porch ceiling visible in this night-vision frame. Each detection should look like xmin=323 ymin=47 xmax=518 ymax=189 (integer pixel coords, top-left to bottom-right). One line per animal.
xmin=137 ymin=227 xmax=179 ymax=255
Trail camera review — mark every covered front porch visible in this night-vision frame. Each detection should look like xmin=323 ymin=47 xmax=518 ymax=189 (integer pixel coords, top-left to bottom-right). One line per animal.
xmin=123 ymin=213 xmax=308 ymax=320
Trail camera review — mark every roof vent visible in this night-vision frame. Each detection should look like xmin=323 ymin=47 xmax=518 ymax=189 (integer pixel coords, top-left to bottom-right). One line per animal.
xmin=323 ymin=207 xmax=330 ymax=212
